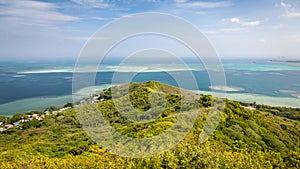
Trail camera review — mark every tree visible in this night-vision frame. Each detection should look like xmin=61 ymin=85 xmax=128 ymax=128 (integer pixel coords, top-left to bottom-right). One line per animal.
xmin=22 ymin=119 xmax=41 ymax=129
xmin=9 ymin=113 xmax=26 ymax=123
xmin=64 ymin=102 xmax=74 ymax=108
xmin=0 ymin=116 xmax=9 ymax=124
xmin=27 ymin=110 xmax=43 ymax=115
xmin=199 ymin=95 xmax=212 ymax=108
xmin=44 ymin=106 xmax=59 ymax=112
xmin=98 ymin=88 xmax=112 ymax=100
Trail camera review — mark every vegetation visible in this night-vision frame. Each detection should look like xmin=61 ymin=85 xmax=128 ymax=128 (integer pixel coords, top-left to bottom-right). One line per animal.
xmin=8 ymin=113 xmax=26 ymax=123
xmin=0 ymin=81 xmax=299 ymax=168
xmin=257 ymin=105 xmax=300 ymax=121
xmin=240 ymin=101 xmax=300 ymax=121
xmin=44 ymin=106 xmax=59 ymax=112
xmin=64 ymin=102 xmax=75 ymax=108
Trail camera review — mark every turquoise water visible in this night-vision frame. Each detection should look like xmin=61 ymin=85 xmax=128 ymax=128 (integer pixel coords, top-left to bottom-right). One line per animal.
xmin=0 ymin=59 xmax=300 ymax=115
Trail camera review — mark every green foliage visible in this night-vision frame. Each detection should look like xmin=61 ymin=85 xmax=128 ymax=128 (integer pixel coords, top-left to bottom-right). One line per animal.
xmin=199 ymin=94 xmax=212 ymax=108
xmin=44 ymin=106 xmax=59 ymax=112
xmin=64 ymin=102 xmax=74 ymax=108
xmin=261 ymin=134 xmax=288 ymax=152
xmin=256 ymin=104 xmax=300 ymax=121
xmin=98 ymin=88 xmax=112 ymax=100
xmin=26 ymin=110 xmax=43 ymax=115
xmin=280 ymin=124 xmax=287 ymax=130
xmin=129 ymin=87 xmax=152 ymax=111
xmin=0 ymin=81 xmax=299 ymax=168
xmin=8 ymin=113 xmax=26 ymax=123
xmin=22 ymin=119 xmax=42 ymax=129
xmin=0 ymin=116 xmax=9 ymax=124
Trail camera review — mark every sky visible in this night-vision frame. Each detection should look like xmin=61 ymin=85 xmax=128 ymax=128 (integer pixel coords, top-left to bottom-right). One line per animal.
xmin=0 ymin=0 xmax=300 ymax=61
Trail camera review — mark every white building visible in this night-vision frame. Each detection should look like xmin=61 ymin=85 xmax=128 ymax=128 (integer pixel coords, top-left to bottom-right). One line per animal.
xmin=4 ymin=124 xmax=13 ymax=129
xmin=32 ymin=114 xmax=39 ymax=119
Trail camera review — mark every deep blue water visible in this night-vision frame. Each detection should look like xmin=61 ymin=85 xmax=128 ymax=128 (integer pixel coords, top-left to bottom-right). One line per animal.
xmin=0 ymin=59 xmax=300 ymax=115
xmin=1 ymin=69 xmax=300 ymax=104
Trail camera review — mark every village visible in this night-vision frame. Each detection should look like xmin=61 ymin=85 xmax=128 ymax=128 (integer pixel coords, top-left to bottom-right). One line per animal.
xmin=0 ymin=106 xmax=72 ymax=132
xmin=0 ymin=92 xmax=105 ymax=133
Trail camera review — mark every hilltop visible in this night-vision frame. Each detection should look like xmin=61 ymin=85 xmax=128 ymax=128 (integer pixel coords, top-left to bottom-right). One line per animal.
xmin=0 ymin=81 xmax=299 ymax=168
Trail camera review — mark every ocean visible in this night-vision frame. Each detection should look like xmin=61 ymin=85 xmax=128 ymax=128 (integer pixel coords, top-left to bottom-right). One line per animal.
xmin=0 ymin=59 xmax=300 ymax=116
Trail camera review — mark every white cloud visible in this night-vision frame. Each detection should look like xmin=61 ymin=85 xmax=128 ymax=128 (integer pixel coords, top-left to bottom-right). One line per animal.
xmin=202 ymin=30 xmax=218 ymax=34
xmin=220 ymin=27 xmax=247 ymax=32
xmin=66 ymin=36 xmax=111 ymax=41
xmin=175 ymin=1 xmax=233 ymax=8
xmin=223 ymin=17 xmax=262 ymax=26
xmin=0 ymin=0 xmax=78 ymax=26
xmin=259 ymin=38 xmax=266 ymax=43
xmin=284 ymin=12 xmax=300 ymax=17
xmin=195 ymin=11 xmax=207 ymax=15
xmin=280 ymin=2 xmax=292 ymax=8
xmin=290 ymin=33 xmax=300 ymax=41
xmin=271 ymin=24 xmax=283 ymax=29
xmin=71 ymin=0 xmax=109 ymax=8
xmin=174 ymin=0 xmax=188 ymax=3
xmin=147 ymin=0 xmax=160 ymax=2
xmin=280 ymin=2 xmax=300 ymax=17
xmin=91 ymin=17 xmax=109 ymax=20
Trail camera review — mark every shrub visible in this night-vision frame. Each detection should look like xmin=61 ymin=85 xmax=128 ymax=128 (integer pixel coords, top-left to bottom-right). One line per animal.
xmin=44 ymin=106 xmax=59 ymax=112
xmin=22 ymin=119 xmax=42 ymax=129
xmin=9 ymin=113 xmax=26 ymax=123
xmin=280 ymin=124 xmax=287 ymax=130
xmin=199 ymin=95 xmax=212 ymax=108
xmin=261 ymin=134 xmax=287 ymax=152
xmin=26 ymin=110 xmax=43 ymax=115
xmin=223 ymin=127 xmax=244 ymax=140
xmin=244 ymin=128 xmax=262 ymax=143
xmin=64 ymin=102 xmax=74 ymax=108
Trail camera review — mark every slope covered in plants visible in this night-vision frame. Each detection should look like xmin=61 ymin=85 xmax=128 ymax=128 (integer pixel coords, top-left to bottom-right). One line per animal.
xmin=0 ymin=81 xmax=299 ymax=168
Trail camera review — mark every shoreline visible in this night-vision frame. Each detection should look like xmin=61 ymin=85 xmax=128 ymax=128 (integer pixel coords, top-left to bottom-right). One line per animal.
xmin=193 ymin=90 xmax=300 ymax=108
xmin=1 ymin=85 xmax=300 ymax=116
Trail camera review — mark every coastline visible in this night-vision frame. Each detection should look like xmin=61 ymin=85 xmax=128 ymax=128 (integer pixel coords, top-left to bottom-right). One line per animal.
xmin=194 ymin=90 xmax=300 ymax=108
xmin=1 ymin=84 xmax=300 ymax=116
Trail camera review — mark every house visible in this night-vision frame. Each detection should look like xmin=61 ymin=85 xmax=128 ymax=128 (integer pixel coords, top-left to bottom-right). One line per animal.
xmin=44 ymin=111 xmax=50 ymax=115
xmin=59 ymin=107 xmax=70 ymax=112
xmin=32 ymin=114 xmax=39 ymax=119
xmin=242 ymin=106 xmax=256 ymax=110
xmin=4 ymin=124 xmax=13 ymax=129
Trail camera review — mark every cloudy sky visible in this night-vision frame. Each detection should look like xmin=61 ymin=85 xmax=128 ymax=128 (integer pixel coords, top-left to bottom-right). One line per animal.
xmin=0 ymin=0 xmax=299 ymax=61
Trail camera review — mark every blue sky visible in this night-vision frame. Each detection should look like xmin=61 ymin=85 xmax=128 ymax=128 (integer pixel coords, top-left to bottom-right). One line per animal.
xmin=0 ymin=0 xmax=299 ymax=61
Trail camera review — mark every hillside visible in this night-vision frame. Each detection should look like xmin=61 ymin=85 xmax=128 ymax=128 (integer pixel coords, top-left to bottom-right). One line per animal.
xmin=0 ymin=81 xmax=299 ymax=168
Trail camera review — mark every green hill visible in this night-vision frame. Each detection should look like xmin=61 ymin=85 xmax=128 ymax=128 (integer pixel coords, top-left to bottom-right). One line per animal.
xmin=0 ymin=81 xmax=299 ymax=168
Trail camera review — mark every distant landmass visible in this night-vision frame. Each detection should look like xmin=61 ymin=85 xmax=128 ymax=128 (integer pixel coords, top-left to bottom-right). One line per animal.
xmin=270 ymin=59 xmax=300 ymax=63
xmin=286 ymin=61 xmax=300 ymax=63
xmin=0 ymin=81 xmax=299 ymax=168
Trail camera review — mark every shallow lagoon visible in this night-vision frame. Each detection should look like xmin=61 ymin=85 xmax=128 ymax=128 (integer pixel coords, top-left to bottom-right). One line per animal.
xmin=0 ymin=60 xmax=300 ymax=115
